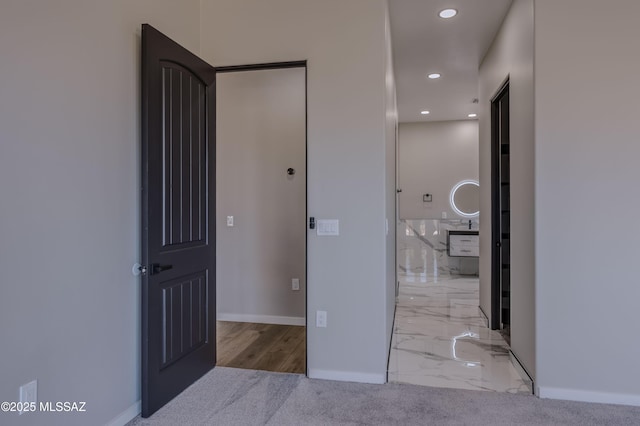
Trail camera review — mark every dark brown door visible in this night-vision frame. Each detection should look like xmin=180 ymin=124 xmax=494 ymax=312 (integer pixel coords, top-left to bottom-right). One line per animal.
xmin=491 ymin=81 xmax=510 ymax=333
xmin=141 ymin=24 xmax=216 ymax=417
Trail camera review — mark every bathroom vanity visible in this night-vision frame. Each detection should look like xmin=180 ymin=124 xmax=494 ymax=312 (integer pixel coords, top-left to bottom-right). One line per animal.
xmin=447 ymin=230 xmax=479 ymax=257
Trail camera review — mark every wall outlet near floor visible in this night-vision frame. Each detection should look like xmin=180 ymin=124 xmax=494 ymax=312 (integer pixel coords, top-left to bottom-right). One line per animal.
xmin=291 ymin=278 xmax=300 ymax=291
xmin=19 ymin=380 xmax=37 ymax=415
xmin=316 ymin=310 xmax=327 ymax=328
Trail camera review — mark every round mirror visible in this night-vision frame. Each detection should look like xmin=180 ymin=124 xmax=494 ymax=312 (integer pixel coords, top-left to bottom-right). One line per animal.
xmin=450 ymin=180 xmax=479 ymax=218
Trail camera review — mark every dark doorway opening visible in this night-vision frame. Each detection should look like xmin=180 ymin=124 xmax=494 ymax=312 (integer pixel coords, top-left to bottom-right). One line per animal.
xmin=490 ymin=81 xmax=510 ymax=339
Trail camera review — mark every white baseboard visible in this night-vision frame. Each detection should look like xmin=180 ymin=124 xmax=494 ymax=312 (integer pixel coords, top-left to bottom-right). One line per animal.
xmin=217 ymin=313 xmax=305 ymax=326
xmin=537 ymin=386 xmax=640 ymax=407
xmin=105 ymin=400 xmax=141 ymax=426
xmin=308 ymin=369 xmax=385 ymax=384
xmin=477 ymin=306 xmax=489 ymax=327
xmin=509 ymin=351 xmax=533 ymax=393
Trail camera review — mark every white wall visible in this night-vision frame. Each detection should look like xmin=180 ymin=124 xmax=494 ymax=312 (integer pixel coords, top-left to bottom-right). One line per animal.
xmin=535 ymin=0 xmax=640 ymax=405
xmin=398 ymin=121 xmax=479 ymax=220
xmin=384 ymin=9 xmax=398 ymax=365
xmin=0 ymin=1 xmax=200 ymax=425
xmin=216 ymin=68 xmax=306 ymax=325
xmin=478 ymin=0 xmax=535 ymax=379
xmin=201 ymin=0 xmax=393 ymax=383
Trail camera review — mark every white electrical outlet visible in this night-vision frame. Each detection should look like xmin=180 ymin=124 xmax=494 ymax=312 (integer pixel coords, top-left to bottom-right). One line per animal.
xmin=19 ymin=380 xmax=37 ymax=415
xmin=226 ymin=216 xmax=234 ymax=227
xmin=292 ymin=278 xmax=300 ymax=291
xmin=316 ymin=310 xmax=327 ymax=328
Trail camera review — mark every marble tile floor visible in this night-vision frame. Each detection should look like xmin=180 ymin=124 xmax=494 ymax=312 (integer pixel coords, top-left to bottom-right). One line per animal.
xmin=388 ymin=273 xmax=532 ymax=394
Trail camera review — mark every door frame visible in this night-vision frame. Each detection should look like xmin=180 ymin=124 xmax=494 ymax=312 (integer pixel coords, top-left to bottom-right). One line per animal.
xmin=490 ymin=78 xmax=510 ymax=331
xmin=215 ymin=61 xmax=309 ymax=374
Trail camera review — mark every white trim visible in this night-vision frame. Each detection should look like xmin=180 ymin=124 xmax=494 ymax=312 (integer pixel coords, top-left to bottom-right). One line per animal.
xmin=217 ymin=313 xmax=306 ymax=326
xmin=308 ymin=369 xmax=385 ymax=384
xmin=105 ymin=400 xmax=141 ymax=426
xmin=509 ymin=352 xmax=533 ymax=393
xmin=477 ymin=306 xmax=489 ymax=327
xmin=537 ymin=386 xmax=640 ymax=407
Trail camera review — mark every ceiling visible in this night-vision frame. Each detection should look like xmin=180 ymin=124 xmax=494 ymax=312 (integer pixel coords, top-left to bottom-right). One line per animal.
xmin=389 ymin=0 xmax=513 ymax=123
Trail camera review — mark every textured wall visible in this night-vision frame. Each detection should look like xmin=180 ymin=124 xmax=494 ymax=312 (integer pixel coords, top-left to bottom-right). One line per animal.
xmin=201 ymin=0 xmax=393 ymax=382
xmin=216 ymin=68 xmax=306 ymax=323
xmin=398 ymin=121 xmax=479 ymax=220
xmin=0 ymin=1 xmax=201 ymax=425
xmin=535 ymin=0 xmax=640 ymax=405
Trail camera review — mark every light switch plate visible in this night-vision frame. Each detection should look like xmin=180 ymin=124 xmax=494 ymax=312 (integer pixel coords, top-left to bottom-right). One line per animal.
xmin=316 ymin=219 xmax=339 ymax=236
xmin=316 ymin=310 xmax=327 ymax=327
xmin=292 ymin=278 xmax=300 ymax=291
xmin=226 ymin=216 xmax=234 ymax=227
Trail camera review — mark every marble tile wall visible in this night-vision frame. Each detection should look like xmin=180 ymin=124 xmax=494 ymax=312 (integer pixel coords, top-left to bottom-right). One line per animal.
xmin=398 ymin=219 xmax=479 ymax=279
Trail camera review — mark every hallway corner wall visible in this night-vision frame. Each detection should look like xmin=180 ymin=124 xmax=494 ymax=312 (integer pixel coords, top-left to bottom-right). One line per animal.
xmin=384 ymin=0 xmax=399 ymax=361
xmin=478 ymin=0 xmax=535 ymax=379
xmin=535 ymin=0 xmax=640 ymax=405
xmin=200 ymin=0 xmax=392 ymax=382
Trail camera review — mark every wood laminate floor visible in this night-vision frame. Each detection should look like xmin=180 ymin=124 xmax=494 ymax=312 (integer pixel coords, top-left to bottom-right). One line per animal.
xmin=216 ymin=321 xmax=306 ymax=374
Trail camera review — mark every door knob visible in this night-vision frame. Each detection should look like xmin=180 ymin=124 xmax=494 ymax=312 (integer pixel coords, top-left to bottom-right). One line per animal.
xmin=151 ymin=263 xmax=173 ymax=275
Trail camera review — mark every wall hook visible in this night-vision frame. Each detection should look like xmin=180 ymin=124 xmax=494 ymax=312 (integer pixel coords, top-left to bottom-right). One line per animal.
xmin=287 ymin=168 xmax=295 ymax=176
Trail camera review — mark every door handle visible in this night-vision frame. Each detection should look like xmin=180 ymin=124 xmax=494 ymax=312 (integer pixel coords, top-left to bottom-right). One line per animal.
xmin=150 ymin=263 xmax=173 ymax=275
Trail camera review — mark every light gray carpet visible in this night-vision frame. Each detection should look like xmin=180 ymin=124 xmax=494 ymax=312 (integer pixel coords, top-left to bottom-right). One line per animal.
xmin=128 ymin=367 xmax=640 ymax=425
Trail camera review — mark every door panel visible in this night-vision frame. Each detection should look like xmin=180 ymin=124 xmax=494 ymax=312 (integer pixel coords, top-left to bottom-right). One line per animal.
xmin=141 ymin=24 xmax=216 ymax=418
xmin=160 ymin=273 xmax=208 ymax=367
xmin=491 ymin=82 xmax=510 ymax=332
xmin=160 ymin=63 xmax=207 ymax=248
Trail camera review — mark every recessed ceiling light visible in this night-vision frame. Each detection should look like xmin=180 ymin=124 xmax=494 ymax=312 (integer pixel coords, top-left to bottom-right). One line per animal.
xmin=468 ymin=113 xmax=477 ymax=118
xmin=428 ymin=73 xmax=441 ymax=79
xmin=421 ymin=111 xmax=430 ymax=115
xmin=439 ymin=8 xmax=458 ymax=19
